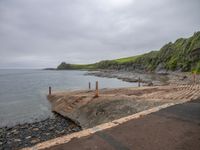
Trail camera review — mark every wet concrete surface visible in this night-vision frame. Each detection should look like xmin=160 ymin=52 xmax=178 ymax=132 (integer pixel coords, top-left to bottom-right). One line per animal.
xmin=46 ymin=99 xmax=200 ymax=150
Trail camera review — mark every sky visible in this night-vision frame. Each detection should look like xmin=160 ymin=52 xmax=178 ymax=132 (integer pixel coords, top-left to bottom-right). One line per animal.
xmin=0 ymin=0 xmax=200 ymax=68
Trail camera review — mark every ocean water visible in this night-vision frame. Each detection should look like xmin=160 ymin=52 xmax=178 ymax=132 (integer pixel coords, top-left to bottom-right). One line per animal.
xmin=0 ymin=69 xmax=136 ymax=127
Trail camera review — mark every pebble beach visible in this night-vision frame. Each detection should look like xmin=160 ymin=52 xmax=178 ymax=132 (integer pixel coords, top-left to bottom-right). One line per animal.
xmin=0 ymin=113 xmax=81 ymax=150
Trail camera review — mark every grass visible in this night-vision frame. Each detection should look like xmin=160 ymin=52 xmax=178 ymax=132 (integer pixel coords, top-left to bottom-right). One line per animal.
xmin=114 ymin=55 xmax=142 ymax=64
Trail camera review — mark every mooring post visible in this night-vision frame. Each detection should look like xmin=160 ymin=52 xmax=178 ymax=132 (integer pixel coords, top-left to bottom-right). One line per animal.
xmin=138 ymin=77 xmax=141 ymax=87
xmin=49 ymin=86 xmax=52 ymax=95
xmin=95 ymin=81 xmax=99 ymax=97
xmin=89 ymin=82 xmax=91 ymax=90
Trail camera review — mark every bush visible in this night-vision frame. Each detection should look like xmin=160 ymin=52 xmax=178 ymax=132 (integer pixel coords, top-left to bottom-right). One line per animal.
xmin=195 ymin=62 xmax=200 ymax=74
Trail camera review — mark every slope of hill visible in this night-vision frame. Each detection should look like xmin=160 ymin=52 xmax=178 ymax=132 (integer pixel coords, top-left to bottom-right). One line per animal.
xmin=57 ymin=31 xmax=200 ymax=73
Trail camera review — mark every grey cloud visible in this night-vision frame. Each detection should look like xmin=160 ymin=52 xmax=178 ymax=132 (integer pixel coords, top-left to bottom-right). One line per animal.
xmin=0 ymin=0 xmax=200 ymax=68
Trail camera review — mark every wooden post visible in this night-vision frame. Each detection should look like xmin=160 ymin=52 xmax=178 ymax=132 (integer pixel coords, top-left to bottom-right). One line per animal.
xmin=89 ymin=82 xmax=91 ymax=90
xmin=95 ymin=81 xmax=99 ymax=97
xmin=49 ymin=86 xmax=52 ymax=95
xmin=193 ymin=73 xmax=196 ymax=84
xmin=138 ymin=77 xmax=141 ymax=87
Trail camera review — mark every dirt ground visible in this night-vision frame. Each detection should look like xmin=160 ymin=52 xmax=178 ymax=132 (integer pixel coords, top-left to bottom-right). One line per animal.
xmin=48 ymin=84 xmax=200 ymax=128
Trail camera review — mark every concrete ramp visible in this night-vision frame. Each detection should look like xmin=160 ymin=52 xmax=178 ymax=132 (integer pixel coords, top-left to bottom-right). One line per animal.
xmin=48 ymin=85 xmax=200 ymax=129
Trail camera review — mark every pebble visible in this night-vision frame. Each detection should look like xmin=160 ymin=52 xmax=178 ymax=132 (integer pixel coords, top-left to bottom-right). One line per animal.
xmin=32 ymin=128 xmax=39 ymax=131
xmin=11 ymin=129 xmax=18 ymax=134
xmin=14 ymin=139 xmax=21 ymax=142
xmin=25 ymin=136 xmax=31 ymax=139
xmin=48 ymin=127 xmax=54 ymax=131
xmin=44 ymin=133 xmax=50 ymax=136
xmin=31 ymin=138 xmax=40 ymax=144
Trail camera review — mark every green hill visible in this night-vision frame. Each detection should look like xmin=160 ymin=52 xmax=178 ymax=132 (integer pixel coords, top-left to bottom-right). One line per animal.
xmin=57 ymin=31 xmax=200 ymax=73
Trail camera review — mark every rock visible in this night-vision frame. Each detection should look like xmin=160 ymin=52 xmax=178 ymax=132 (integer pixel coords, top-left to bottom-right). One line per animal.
xmin=180 ymin=75 xmax=187 ymax=80
xmin=25 ymin=136 xmax=31 ymax=139
xmin=155 ymin=63 xmax=168 ymax=74
xmin=44 ymin=133 xmax=50 ymax=136
xmin=72 ymin=127 xmax=81 ymax=132
xmin=14 ymin=139 xmax=21 ymax=142
xmin=48 ymin=127 xmax=54 ymax=131
xmin=147 ymin=82 xmax=153 ymax=86
xmin=11 ymin=129 xmax=19 ymax=135
xmin=20 ymin=125 xmax=28 ymax=129
xmin=11 ymin=129 xmax=17 ymax=133
xmin=32 ymin=128 xmax=39 ymax=131
xmin=0 ymin=128 xmax=3 ymax=133
xmin=31 ymin=138 xmax=40 ymax=144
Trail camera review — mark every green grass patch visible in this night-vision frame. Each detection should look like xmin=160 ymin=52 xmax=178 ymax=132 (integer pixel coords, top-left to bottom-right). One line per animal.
xmin=114 ymin=55 xmax=142 ymax=64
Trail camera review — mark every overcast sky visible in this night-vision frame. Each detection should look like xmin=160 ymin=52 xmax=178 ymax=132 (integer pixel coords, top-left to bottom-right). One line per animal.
xmin=0 ymin=0 xmax=200 ymax=68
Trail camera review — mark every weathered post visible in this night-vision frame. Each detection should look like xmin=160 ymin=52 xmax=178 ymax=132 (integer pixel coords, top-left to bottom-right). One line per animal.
xmin=138 ymin=77 xmax=141 ymax=87
xmin=194 ymin=73 xmax=196 ymax=84
xmin=95 ymin=81 xmax=99 ymax=97
xmin=89 ymin=82 xmax=91 ymax=90
xmin=49 ymin=86 xmax=52 ymax=95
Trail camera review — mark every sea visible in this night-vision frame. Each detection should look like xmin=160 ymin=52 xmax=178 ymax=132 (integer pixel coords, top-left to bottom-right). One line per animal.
xmin=0 ymin=69 xmax=136 ymax=127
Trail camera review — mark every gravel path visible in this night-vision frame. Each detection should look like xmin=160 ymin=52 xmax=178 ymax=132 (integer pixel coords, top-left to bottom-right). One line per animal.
xmin=0 ymin=113 xmax=81 ymax=150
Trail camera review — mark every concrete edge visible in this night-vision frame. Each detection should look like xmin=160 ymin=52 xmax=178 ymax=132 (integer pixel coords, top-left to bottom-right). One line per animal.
xmin=21 ymin=102 xmax=182 ymax=150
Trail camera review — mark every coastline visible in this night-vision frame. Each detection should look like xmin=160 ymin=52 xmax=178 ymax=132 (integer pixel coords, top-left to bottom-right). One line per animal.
xmin=85 ymin=70 xmax=200 ymax=86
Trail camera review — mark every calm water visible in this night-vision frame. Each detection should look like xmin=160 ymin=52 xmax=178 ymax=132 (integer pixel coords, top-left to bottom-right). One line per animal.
xmin=0 ymin=69 xmax=136 ymax=127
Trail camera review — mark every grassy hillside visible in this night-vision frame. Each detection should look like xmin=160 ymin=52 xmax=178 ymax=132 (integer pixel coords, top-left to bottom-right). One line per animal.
xmin=57 ymin=31 xmax=200 ymax=73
